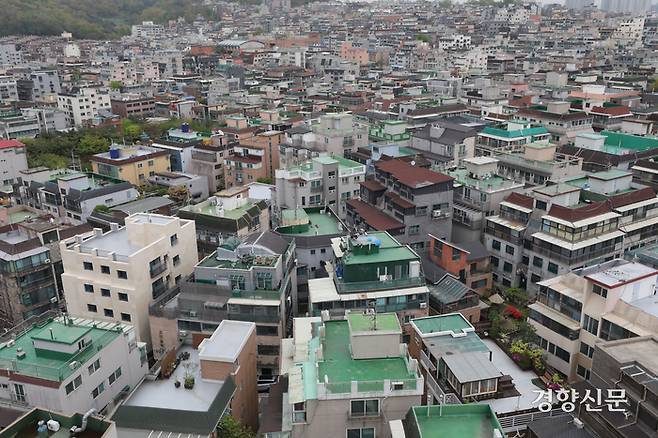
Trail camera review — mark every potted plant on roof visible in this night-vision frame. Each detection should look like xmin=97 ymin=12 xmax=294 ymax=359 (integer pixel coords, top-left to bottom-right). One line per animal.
xmin=183 ymin=361 xmax=198 ymax=389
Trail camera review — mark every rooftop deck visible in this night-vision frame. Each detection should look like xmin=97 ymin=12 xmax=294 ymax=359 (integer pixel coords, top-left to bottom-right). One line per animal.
xmin=277 ymin=209 xmax=342 ymax=236
xmin=411 ymin=405 xmax=504 ymax=438
xmin=317 ymin=320 xmax=414 ymax=385
xmin=0 ymin=318 xmax=122 ymax=382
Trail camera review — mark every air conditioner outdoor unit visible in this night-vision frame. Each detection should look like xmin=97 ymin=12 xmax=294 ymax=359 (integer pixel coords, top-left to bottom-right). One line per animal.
xmin=44 ymin=259 xmax=51 ymax=263
xmin=189 ymin=311 xmax=197 ymax=317
xmin=420 ymin=302 xmax=427 ymax=309
xmin=391 ymin=381 xmax=404 ymax=390
xmin=432 ymin=210 xmax=442 ymax=218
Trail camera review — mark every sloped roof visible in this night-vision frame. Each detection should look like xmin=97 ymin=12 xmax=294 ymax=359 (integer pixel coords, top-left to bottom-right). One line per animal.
xmin=375 ymin=159 xmax=453 ymax=188
xmin=547 ymin=201 xmax=611 ymax=223
xmin=505 ymin=192 xmax=534 ymax=210
xmin=346 ymin=199 xmax=404 ymax=231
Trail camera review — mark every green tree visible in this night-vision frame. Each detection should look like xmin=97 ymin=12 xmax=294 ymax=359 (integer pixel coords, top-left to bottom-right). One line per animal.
xmin=122 ymin=120 xmax=142 ymax=140
xmin=257 ymin=177 xmax=273 ymax=185
xmin=76 ymin=135 xmax=110 ymax=156
xmin=217 ymin=415 xmax=255 ymax=438
xmin=110 ymin=81 xmax=123 ymax=90
xmin=503 ymin=287 xmax=529 ymax=306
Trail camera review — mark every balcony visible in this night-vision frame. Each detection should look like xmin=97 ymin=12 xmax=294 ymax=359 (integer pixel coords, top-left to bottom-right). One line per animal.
xmin=150 ymin=262 xmax=167 ymax=278
xmin=152 ymin=281 xmax=167 ymax=299
xmin=419 ymin=349 xmax=436 ymax=373
xmin=317 ymin=377 xmax=423 ymax=400
xmin=334 ymin=276 xmax=426 ymax=294
xmin=425 ymin=372 xmax=461 ymax=405
xmin=231 ymin=289 xmax=282 ymax=301
xmin=228 ymin=312 xmax=280 ymax=323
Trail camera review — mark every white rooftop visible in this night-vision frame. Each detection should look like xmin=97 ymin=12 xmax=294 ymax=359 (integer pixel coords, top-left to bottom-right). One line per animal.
xmin=198 ymin=320 xmax=255 ymax=363
xmin=124 ymin=347 xmax=223 ymax=412
xmin=583 ymin=260 xmax=658 ymax=288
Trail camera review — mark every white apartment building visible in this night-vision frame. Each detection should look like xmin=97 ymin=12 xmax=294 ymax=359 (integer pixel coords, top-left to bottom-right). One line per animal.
xmin=60 ymin=214 xmax=198 ymax=346
xmin=0 ymin=76 xmax=18 ymax=103
xmin=57 ymin=88 xmax=111 ymax=127
xmin=30 ymin=70 xmax=61 ymax=102
xmin=311 ymin=113 xmax=368 ymax=156
xmin=131 ymin=21 xmax=165 ymax=39
xmin=0 ymin=44 xmax=23 ymax=66
xmin=0 ymin=313 xmax=147 ymax=416
xmin=275 ymin=153 xmax=365 ymax=219
xmin=528 ymin=259 xmax=658 ymax=382
xmin=0 ymin=139 xmax=28 ymax=185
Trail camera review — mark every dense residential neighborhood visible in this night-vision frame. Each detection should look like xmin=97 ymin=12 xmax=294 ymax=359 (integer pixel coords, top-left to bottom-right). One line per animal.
xmin=1 ymin=0 xmax=658 ymax=437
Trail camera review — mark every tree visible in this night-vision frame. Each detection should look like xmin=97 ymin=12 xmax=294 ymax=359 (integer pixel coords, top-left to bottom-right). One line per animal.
xmin=217 ymin=415 xmax=255 ymax=438
xmin=110 ymin=81 xmax=123 ymax=90
xmin=256 ymin=177 xmax=273 ymax=185
xmin=503 ymin=287 xmax=529 ymax=306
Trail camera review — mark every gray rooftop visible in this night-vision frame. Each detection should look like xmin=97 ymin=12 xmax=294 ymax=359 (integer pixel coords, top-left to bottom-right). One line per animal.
xmin=198 ymin=320 xmax=254 ymax=363
xmin=442 ymin=351 xmax=502 ymax=383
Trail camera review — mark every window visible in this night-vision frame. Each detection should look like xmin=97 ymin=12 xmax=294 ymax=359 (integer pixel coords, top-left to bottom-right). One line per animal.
xmin=592 ymin=284 xmax=608 ymax=298
xmin=88 ymin=359 xmax=101 ymax=375
xmin=533 ymin=256 xmax=543 ymax=268
xmin=490 ymin=256 xmax=499 ymax=267
xmin=580 ymin=341 xmax=594 ymax=358
xmin=100 ymin=288 xmax=110 ymax=297
xmin=351 ymin=399 xmax=379 ymax=417
xmin=256 ymin=325 xmax=278 ymax=336
xmin=583 ymin=314 xmax=599 ymax=336
xmin=91 ymin=382 xmax=105 ymax=399
xmin=409 ymin=225 xmax=420 ymax=235
xmin=522 ymin=255 xmax=529 ymax=265
xmin=84 ymin=284 xmax=94 ymax=293
xmin=104 ymin=308 xmax=114 ymax=318
xmin=531 ymin=274 xmax=541 ymax=284
xmin=347 ymin=428 xmax=375 ymax=438
xmin=87 ymin=304 xmax=97 ymax=312
xmin=170 ymin=234 xmax=178 ymax=246
xmin=121 ymin=313 xmax=131 ymax=322
xmin=433 ymin=242 xmax=443 ymax=258
xmin=310 ymin=249 xmax=316 ymax=255
xmin=503 ymin=262 xmax=512 ymax=273
xmin=117 ymin=270 xmax=127 ymax=279
xmin=65 ymin=375 xmax=83 ymax=395
xmin=108 ymin=367 xmax=122 ymax=385
xmin=492 ymin=240 xmax=501 ymax=251
xmin=452 ymin=248 xmax=462 ymax=261
xmin=577 ymin=365 xmax=591 ymax=380
xmin=535 ymin=200 xmax=547 ymax=211
xmin=505 ymin=245 xmax=515 ymax=255
xmin=320 ymin=248 xmax=326 ymax=254
xmin=548 ymin=262 xmax=558 ymax=274
xmin=173 ymin=255 xmax=180 ymax=266
xmin=83 ymin=262 xmax=93 ymax=271
xmin=118 ymin=292 xmax=128 ymax=302
xmin=100 ymin=265 xmax=110 ymax=274
xmin=292 ymin=401 xmax=306 ymax=423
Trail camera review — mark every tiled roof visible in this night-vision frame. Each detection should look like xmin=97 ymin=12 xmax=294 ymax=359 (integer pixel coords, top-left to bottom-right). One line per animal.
xmin=547 ymin=201 xmax=611 ymax=223
xmin=505 ymin=192 xmax=534 ymax=210
xmin=359 ymin=178 xmax=386 ymax=192
xmin=346 ymin=199 xmax=404 ymax=231
xmin=590 ymin=106 xmax=633 ymax=116
xmin=0 ymin=140 xmax=25 ymax=149
xmin=375 ymin=159 xmax=453 ymax=188
xmin=608 ymin=187 xmax=656 ymax=209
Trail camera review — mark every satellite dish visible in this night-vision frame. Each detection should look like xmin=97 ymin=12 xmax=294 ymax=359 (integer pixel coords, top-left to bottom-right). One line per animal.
xmin=410 ymin=160 xmax=416 ymax=166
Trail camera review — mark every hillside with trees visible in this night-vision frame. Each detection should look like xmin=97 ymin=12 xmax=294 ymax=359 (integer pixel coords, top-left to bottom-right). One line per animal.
xmin=1 ymin=0 xmax=213 ymax=39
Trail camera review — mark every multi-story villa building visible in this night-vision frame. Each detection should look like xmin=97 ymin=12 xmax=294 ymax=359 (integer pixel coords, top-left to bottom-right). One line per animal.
xmin=0 ymin=312 xmax=147 ymax=415
xmin=148 ymin=231 xmax=296 ymax=378
xmin=276 ymin=153 xmax=364 ymax=220
xmin=350 ymin=158 xmax=453 ymax=251
xmin=60 ymin=213 xmax=198 ymax=345
xmin=308 ymin=231 xmax=429 ymax=341
xmin=528 ymin=259 xmax=658 ymax=381
xmin=265 ymin=313 xmax=423 ymax=438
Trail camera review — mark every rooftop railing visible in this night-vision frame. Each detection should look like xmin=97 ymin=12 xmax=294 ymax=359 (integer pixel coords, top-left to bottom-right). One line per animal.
xmin=334 ymin=276 xmax=425 ymax=294
xmin=317 ymin=377 xmax=423 ymax=399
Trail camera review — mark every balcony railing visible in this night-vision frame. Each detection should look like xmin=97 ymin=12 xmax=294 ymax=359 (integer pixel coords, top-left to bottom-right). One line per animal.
xmin=425 ymin=372 xmax=461 ymax=405
xmin=317 ymin=378 xmax=423 ymax=400
xmin=231 ymin=289 xmax=281 ymax=301
xmin=228 ymin=312 xmax=280 ymax=323
xmin=334 ymin=276 xmax=426 ymax=294
xmin=419 ymin=349 xmax=436 ymax=373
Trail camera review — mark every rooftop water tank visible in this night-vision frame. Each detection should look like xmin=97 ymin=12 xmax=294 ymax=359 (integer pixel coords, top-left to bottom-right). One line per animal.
xmin=109 ymin=148 xmax=120 ymax=159
xmin=181 ymin=123 xmax=190 ymax=133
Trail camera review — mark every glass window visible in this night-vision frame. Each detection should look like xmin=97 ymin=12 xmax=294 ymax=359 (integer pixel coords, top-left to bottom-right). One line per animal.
xmin=118 ymin=293 xmax=128 ymax=302
xmin=592 ymin=284 xmax=608 ymax=298
xmin=347 ymin=428 xmax=375 ymax=438
xmin=100 ymin=265 xmax=110 ymax=274
xmin=88 ymin=359 xmax=100 ymax=375
xmin=583 ymin=314 xmax=599 ymax=336
xmin=121 ymin=313 xmax=131 ymax=322
xmin=117 ymin=270 xmax=128 ymax=279
xmin=84 ymin=284 xmax=94 ymax=293
xmin=83 ymin=262 xmax=93 ymax=271
xmin=533 ymin=256 xmax=543 ymax=268
xmin=492 ymin=240 xmax=501 ymax=251
xmin=101 ymin=288 xmax=110 ymax=297
xmin=351 ymin=399 xmax=379 ymax=417
xmin=87 ymin=304 xmax=97 ymax=312
xmin=104 ymin=308 xmax=114 ymax=318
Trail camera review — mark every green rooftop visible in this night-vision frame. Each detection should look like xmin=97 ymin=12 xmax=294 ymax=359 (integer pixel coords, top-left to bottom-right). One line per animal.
xmin=412 ymin=314 xmax=472 ymax=335
xmin=313 ymin=153 xmax=363 ymax=169
xmin=341 ymin=232 xmax=418 ymax=266
xmin=0 ymin=319 xmax=122 ymax=382
xmin=411 ymin=405 xmax=505 ymax=438
xmin=6 ymin=209 xmax=39 ymax=224
xmin=277 ymin=208 xmax=343 ymax=236
xmin=347 ymin=312 xmax=401 ymax=332
xmin=31 ymin=324 xmax=90 ymax=345
xmin=446 ymin=168 xmax=521 ymax=192
xmin=480 ymin=125 xmax=548 ymax=139
xmin=599 ymin=131 xmax=658 ymax=155
xmin=317 ymin=320 xmax=415 ymax=385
